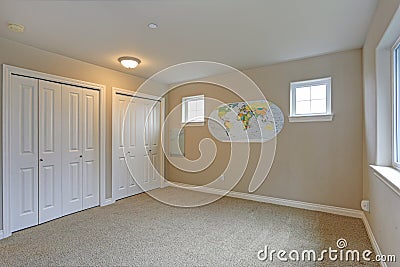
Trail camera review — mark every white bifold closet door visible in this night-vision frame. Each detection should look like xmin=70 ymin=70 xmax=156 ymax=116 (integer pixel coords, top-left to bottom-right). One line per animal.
xmin=113 ymin=94 xmax=161 ymax=200
xmin=142 ymin=99 xmax=161 ymax=192
xmin=81 ymin=88 xmax=100 ymax=209
xmin=38 ymin=80 xmax=62 ymax=224
xmin=10 ymin=76 xmax=40 ymax=232
xmin=10 ymin=78 xmax=64 ymax=231
xmin=10 ymin=75 xmax=100 ymax=232
xmin=114 ymin=94 xmax=129 ymax=200
xmin=114 ymin=95 xmax=143 ymax=200
xmin=62 ymin=85 xmax=100 ymax=216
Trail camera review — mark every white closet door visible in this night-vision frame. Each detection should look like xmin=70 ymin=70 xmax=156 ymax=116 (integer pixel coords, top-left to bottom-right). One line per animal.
xmin=113 ymin=94 xmax=162 ymax=199
xmin=151 ymin=102 xmax=161 ymax=183
xmin=62 ymin=85 xmax=83 ymax=215
xmin=38 ymin=80 xmax=62 ymax=224
xmin=82 ymin=89 xmax=100 ymax=209
xmin=10 ymin=75 xmax=39 ymax=232
xmin=142 ymin=99 xmax=153 ymax=191
xmin=142 ymin=99 xmax=161 ymax=192
xmin=125 ymin=99 xmax=143 ymax=196
xmin=114 ymin=95 xmax=129 ymax=200
xmin=113 ymin=95 xmax=143 ymax=200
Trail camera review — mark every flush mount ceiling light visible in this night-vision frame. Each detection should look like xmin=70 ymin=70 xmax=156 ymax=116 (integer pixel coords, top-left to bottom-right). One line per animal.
xmin=8 ymin=23 xmax=25 ymax=33
xmin=118 ymin=56 xmax=141 ymax=69
xmin=148 ymin=23 xmax=158 ymax=29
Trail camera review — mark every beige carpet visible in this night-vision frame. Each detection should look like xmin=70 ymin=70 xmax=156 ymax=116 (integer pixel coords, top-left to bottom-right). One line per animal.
xmin=0 ymin=187 xmax=377 ymax=266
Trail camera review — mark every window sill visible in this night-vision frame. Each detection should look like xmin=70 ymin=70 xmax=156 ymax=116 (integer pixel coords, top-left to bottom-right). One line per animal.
xmin=181 ymin=122 xmax=204 ymax=127
xmin=370 ymin=165 xmax=400 ymax=197
xmin=288 ymin=114 xmax=334 ymax=123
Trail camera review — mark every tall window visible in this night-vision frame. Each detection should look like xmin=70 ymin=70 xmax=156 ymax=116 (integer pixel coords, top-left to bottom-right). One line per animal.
xmin=182 ymin=95 xmax=204 ymax=123
xmin=393 ymin=42 xmax=400 ymax=168
xmin=290 ymin=77 xmax=332 ymax=117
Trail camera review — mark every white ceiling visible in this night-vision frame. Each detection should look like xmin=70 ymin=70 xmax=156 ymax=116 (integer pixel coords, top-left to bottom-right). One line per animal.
xmin=0 ymin=0 xmax=378 ymax=83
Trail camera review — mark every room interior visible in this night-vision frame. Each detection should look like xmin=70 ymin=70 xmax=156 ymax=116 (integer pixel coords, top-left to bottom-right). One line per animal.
xmin=0 ymin=0 xmax=399 ymax=266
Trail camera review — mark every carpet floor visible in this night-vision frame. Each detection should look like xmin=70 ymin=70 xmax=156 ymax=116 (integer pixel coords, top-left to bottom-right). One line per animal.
xmin=0 ymin=187 xmax=377 ymax=266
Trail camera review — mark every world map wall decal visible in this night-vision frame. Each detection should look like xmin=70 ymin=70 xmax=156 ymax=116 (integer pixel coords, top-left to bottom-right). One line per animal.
xmin=208 ymin=100 xmax=284 ymax=142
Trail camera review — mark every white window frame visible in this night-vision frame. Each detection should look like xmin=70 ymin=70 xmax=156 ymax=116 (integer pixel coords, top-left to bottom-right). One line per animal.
xmin=181 ymin=95 xmax=205 ymax=124
xmin=289 ymin=77 xmax=333 ymax=123
xmin=392 ymin=38 xmax=400 ymax=170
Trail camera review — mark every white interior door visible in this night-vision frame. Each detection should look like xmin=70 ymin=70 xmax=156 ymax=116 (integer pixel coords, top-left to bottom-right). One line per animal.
xmin=62 ymin=84 xmax=83 ymax=215
xmin=113 ymin=92 xmax=162 ymax=200
xmin=113 ymin=94 xmax=144 ymax=200
xmin=125 ymin=99 xmax=143 ymax=196
xmin=38 ymin=80 xmax=62 ymax=224
xmin=82 ymin=89 xmax=100 ymax=210
xmin=10 ymin=75 xmax=39 ymax=232
xmin=150 ymin=102 xmax=161 ymax=184
xmin=7 ymin=70 xmax=102 ymax=234
xmin=62 ymin=85 xmax=100 ymax=214
xmin=142 ymin=99 xmax=161 ymax=192
xmin=142 ymin=99 xmax=152 ymax=191
xmin=114 ymin=94 xmax=129 ymax=200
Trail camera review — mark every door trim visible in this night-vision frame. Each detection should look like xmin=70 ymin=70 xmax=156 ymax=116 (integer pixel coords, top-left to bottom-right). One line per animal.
xmin=2 ymin=64 xmax=107 ymax=239
xmin=111 ymin=87 xmax=165 ymax=202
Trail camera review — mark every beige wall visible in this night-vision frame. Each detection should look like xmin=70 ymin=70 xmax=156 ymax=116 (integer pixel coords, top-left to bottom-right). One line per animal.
xmin=363 ymin=0 xmax=400 ymax=263
xmin=166 ymin=49 xmax=363 ymax=210
xmin=165 ymin=83 xmax=242 ymax=185
xmin=0 ymin=37 xmax=166 ymax=229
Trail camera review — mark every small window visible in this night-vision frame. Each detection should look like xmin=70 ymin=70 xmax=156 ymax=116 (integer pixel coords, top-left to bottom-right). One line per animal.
xmin=393 ymin=41 xmax=400 ymax=168
xmin=182 ymin=95 xmax=204 ymax=123
xmin=289 ymin=77 xmax=333 ymax=122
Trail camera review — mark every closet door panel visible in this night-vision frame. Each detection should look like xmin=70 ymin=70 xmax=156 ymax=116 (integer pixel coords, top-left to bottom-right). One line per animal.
xmin=127 ymin=154 xmax=138 ymax=195
xmin=10 ymin=75 xmax=39 ymax=232
xmin=114 ymin=95 xmax=128 ymax=200
xmin=117 ymin=156 xmax=129 ymax=198
xmin=151 ymin=102 xmax=160 ymax=151
xmin=62 ymin=85 xmax=83 ymax=215
xmin=142 ymin=100 xmax=152 ymax=191
xmin=125 ymin=100 xmax=142 ymax=196
xmin=82 ymin=89 xmax=100 ymax=209
xmin=143 ymin=101 xmax=151 ymax=156
xmin=112 ymin=94 xmax=162 ymax=199
xmin=152 ymin=153 xmax=160 ymax=182
xmin=39 ymin=81 xmax=62 ymax=224
xmin=152 ymin=102 xmax=161 ymax=186
xmin=142 ymin=99 xmax=161 ymax=191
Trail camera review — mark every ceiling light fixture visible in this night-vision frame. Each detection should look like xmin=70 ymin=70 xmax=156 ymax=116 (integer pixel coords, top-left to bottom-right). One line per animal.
xmin=8 ymin=23 xmax=25 ymax=33
xmin=118 ymin=56 xmax=141 ymax=69
xmin=148 ymin=23 xmax=158 ymax=29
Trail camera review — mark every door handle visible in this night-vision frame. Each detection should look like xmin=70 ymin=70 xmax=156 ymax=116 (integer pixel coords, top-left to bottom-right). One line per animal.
xmin=79 ymin=155 xmax=83 ymax=158
xmin=39 ymin=158 xmax=43 ymax=162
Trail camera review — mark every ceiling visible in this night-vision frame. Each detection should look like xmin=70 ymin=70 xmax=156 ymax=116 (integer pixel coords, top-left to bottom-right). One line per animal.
xmin=0 ymin=0 xmax=378 ymax=84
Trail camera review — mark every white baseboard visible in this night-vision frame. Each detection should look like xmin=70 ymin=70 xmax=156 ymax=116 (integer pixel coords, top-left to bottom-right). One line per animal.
xmin=100 ymin=198 xmax=115 ymax=207
xmin=361 ymin=214 xmax=387 ymax=267
xmin=0 ymin=230 xmax=3 ymax=240
xmin=167 ymin=182 xmax=363 ymax=218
